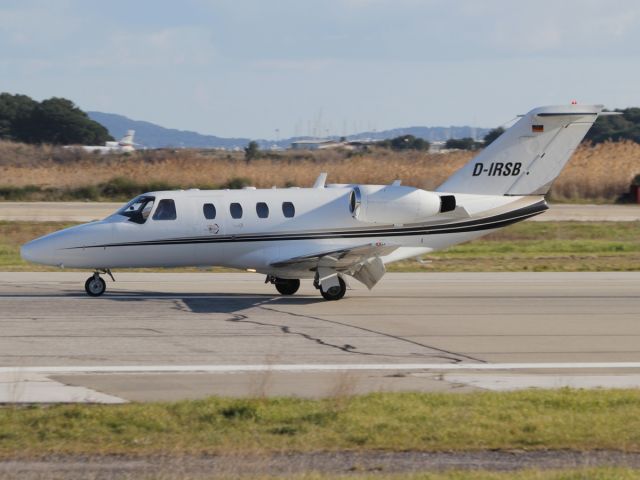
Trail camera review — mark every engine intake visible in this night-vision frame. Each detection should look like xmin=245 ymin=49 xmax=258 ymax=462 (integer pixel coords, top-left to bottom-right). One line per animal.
xmin=349 ymin=185 xmax=451 ymax=224
xmin=439 ymin=195 xmax=456 ymax=213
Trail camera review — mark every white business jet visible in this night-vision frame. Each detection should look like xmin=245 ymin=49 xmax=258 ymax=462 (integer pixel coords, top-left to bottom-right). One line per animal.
xmin=22 ymin=104 xmax=603 ymax=300
xmin=67 ymin=130 xmax=136 ymax=154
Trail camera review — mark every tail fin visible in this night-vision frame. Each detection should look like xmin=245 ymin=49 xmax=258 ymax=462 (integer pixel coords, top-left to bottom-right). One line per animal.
xmin=437 ymin=104 xmax=603 ymax=195
xmin=118 ymin=130 xmax=135 ymax=146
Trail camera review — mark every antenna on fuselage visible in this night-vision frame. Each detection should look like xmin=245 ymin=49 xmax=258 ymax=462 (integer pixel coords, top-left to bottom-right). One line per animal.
xmin=313 ymin=172 xmax=328 ymax=188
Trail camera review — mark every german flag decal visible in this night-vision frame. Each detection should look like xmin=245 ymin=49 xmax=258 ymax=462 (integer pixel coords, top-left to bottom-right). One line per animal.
xmin=532 ymin=124 xmax=544 ymax=133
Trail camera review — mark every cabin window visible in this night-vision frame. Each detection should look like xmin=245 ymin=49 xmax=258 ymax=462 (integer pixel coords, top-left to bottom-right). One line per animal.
xmin=117 ymin=195 xmax=155 ymax=224
xmin=152 ymin=199 xmax=177 ymax=220
xmin=230 ymin=202 xmax=243 ymax=219
xmin=203 ymin=203 xmax=216 ymax=219
xmin=282 ymin=201 xmax=295 ymax=218
xmin=256 ymin=202 xmax=269 ymax=219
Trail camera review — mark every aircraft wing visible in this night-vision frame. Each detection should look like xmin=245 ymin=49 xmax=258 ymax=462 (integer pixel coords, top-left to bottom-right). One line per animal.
xmin=270 ymin=242 xmax=399 ymax=289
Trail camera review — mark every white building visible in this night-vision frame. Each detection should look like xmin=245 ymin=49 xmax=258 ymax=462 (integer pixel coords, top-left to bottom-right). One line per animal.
xmin=290 ymin=139 xmax=342 ymax=150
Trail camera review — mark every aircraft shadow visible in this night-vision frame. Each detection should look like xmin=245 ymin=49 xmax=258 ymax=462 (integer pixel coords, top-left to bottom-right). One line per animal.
xmin=181 ymin=296 xmax=320 ymax=314
xmin=100 ymin=291 xmax=322 ymax=314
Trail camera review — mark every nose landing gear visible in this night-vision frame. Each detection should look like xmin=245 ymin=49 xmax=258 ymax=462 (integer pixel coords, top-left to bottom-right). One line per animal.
xmin=84 ymin=269 xmax=114 ymax=297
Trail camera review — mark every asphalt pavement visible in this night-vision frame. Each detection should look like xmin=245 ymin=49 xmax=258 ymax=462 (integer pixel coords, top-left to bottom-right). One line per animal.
xmin=1 ymin=272 xmax=638 ymax=402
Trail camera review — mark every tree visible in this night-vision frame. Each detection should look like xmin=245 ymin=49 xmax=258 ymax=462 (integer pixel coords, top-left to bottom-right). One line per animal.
xmin=244 ymin=140 xmax=260 ymax=163
xmin=0 ymin=93 xmax=112 ymax=145
xmin=377 ymin=134 xmax=429 ymax=151
xmin=584 ymin=108 xmax=640 ymax=144
xmin=28 ymin=97 xmax=112 ymax=145
xmin=0 ymin=93 xmax=37 ymax=141
xmin=483 ymin=127 xmax=505 ymax=147
xmin=445 ymin=137 xmax=480 ymax=150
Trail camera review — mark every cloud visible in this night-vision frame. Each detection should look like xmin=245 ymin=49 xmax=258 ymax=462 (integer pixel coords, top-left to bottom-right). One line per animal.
xmin=339 ymin=0 xmax=429 ymax=8
xmin=2 ymin=0 xmax=640 ymax=138
xmin=251 ymin=58 xmax=336 ymax=72
xmin=0 ymin=0 xmax=82 ymax=51
xmin=0 ymin=2 xmax=216 ymax=72
xmin=87 ymin=26 xmax=217 ymax=68
xmin=470 ymin=1 xmax=640 ymax=56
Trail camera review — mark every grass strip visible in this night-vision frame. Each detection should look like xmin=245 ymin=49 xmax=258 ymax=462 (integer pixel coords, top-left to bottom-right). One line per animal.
xmin=139 ymin=471 xmax=640 ymax=479
xmin=222 ymin=471 xmax=639 ymax=479
xmin=2 ymin=221 xmax=639 ymax=272
xmin=1 ymin=390 xmax=640 ymax=458
xmin=392 ymin=221 xmax=640 ymax=272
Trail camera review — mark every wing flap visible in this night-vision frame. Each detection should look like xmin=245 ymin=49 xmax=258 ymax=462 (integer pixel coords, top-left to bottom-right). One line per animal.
xmin=351 ymin=256 xmax=386 ymax=289
xmin=270 ymin=242 xmax=398 ymax=289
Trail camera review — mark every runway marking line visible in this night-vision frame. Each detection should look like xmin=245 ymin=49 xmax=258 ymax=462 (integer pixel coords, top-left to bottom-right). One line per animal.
xmin=4 ymin=363 xmax=640 ymax=375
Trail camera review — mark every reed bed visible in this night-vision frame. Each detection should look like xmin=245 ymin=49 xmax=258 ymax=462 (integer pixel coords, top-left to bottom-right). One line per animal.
xmin=0 ymin=141 xmax=638 ymax=202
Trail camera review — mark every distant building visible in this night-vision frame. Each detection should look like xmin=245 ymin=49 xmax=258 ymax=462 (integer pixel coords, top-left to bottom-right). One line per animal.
xmin=428 ymin=141 xmax=447 ymax=153
xmin=290 ymin=139 xmax=342 ymax=150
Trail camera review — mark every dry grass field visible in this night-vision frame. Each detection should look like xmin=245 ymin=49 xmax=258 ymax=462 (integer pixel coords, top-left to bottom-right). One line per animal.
xmin=0 ymin=140 xmax=638 ymax=202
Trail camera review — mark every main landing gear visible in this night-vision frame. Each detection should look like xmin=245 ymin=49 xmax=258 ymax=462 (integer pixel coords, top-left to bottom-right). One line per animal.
xmin=311 ymin=273 xmax=347 ymax=301
xmin=266 ymin=274 xmax=348 ymax=300
xmin=319 ymin=276 xmax=346 ymax=301
xmin=275 ymin=278 xmax=301 ymax=295
xmin=266 ymin=275 xmax=301 ymax=296
xmin=84 ymin=269 xmax=114 ymax=297
xmin=267 ymin=274 xmax=347 ymax=300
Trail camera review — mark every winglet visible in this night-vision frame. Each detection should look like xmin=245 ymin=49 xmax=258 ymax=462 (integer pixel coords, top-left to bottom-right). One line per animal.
xmin=313 ymin=172 xmax=328 ymax=188
xmin=391 ymin=180 xmax=402 ymax=186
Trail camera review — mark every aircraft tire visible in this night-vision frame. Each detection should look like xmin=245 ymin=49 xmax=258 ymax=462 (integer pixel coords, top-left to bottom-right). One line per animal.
xmin=320 ymin=276 xmax=346 ymax=301
xmin=85 ymin=276 xmax=106 ymax=297
xmin=275 ymin=278 xmax=300 ymax=295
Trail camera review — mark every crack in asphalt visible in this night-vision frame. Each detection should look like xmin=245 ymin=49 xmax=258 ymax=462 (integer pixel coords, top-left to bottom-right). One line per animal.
xmin=225 ymin=313 xmax=389 ymax=357
xmin=226 ymin=303 xmax=483 ymax=363
xmin=159 ymin=296 xmax=484 ymax=363
xmin=258 ymin=304 xmax=486 ymax=363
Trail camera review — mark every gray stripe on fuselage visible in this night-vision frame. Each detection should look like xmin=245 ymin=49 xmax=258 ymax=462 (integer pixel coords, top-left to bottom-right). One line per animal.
xmin=66 ymin=200 xmax=548 ymax=250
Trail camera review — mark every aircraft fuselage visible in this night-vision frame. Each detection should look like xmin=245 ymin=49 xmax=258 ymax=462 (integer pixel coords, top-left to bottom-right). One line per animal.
xmin=21 ymin=185 xmax=546 ymax=278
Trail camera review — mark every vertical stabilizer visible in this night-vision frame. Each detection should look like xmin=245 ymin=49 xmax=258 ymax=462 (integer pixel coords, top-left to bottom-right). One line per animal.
xmin=118 ymin=130 xmax=135 ymax=147
xmin=437 ymin=104 xmax=603 ymax=195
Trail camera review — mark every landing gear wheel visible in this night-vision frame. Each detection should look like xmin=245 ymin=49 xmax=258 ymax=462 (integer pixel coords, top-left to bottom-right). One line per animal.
xmin=85 ymin=275 xmax=106 ymax=297
xmin=275 ymin=278 xmax=300 ymax=295
xmin=320 ymin=276 xmax=346 ymax=301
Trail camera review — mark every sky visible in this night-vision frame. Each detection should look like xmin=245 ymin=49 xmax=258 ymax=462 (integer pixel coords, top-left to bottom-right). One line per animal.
xmin=2 ymin=0 xmax=640 ymax=139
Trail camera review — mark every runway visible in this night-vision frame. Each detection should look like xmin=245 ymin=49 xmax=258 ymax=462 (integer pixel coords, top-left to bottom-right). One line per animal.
xmin=0 ymin=201 xmax=639 ymax=222
xmin=1 ymin=272 xmax=639 ymax=402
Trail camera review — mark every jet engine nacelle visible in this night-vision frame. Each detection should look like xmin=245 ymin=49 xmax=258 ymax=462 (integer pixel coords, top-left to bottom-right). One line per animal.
xmin=349 ymin=185 xmax=455 ymax=224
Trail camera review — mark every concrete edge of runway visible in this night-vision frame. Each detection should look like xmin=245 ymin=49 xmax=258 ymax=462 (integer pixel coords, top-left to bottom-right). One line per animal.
xmin=5 ymin=363 xmax=640 ymax=404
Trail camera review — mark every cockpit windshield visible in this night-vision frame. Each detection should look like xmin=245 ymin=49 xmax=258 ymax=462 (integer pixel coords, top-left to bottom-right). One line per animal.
xmin=116 ymin=195 xmax=155 ymax=224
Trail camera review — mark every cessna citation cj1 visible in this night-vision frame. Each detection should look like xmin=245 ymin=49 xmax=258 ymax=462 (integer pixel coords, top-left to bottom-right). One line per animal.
xmin=22 ymin=104 xmax=604 ymax=300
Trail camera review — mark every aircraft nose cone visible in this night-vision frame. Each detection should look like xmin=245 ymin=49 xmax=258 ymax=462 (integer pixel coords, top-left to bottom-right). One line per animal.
xmin=21 ymin=239 xmax=54 ymax=265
